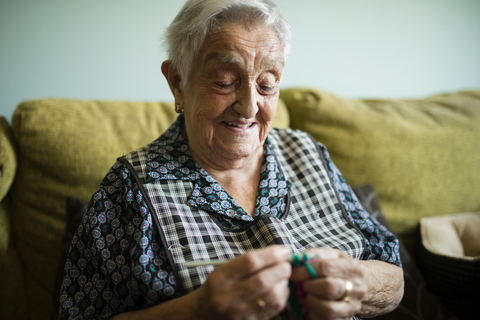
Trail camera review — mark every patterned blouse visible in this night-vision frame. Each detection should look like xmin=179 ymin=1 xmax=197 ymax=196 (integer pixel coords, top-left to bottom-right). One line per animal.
xmin=58 ymin=115 xmax=401 ymax=319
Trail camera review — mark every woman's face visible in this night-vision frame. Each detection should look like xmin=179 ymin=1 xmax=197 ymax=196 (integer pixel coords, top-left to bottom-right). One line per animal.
xmin=181 ymin=22 xmax=284 ymax=168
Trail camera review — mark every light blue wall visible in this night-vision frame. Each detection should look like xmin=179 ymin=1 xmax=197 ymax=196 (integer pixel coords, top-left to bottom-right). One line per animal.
xmin=1 ymin=0 xmax=480 ymax=121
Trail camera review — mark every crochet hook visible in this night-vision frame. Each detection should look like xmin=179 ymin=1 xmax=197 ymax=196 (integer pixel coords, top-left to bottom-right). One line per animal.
xmin=184 ymin=253 xmax=321 ymax=268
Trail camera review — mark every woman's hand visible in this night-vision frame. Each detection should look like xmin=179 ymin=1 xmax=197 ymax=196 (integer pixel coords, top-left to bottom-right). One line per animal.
xmin=111 ymin=245 xmax=291 ymax=320
xmin=192 ymin=245 xmax=292 ymax=320
xmin=290 ymin=247 xmax=403 ymax=319
xmin=354 ymin=259 xmax=404 ymax=318
xmin=290 ymin=248 xmax=367 ymax=319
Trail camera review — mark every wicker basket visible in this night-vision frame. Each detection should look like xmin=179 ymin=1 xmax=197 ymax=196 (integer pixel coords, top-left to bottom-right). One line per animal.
xmin=415 ymin=213 xmax=480 ymax=319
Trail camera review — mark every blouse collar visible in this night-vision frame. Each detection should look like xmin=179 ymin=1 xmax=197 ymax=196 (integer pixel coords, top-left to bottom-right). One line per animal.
xmin=145 ymin=115 xmax=291 ymax=221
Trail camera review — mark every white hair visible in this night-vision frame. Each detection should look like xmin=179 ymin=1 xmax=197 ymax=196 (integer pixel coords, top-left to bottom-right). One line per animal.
xmin=163 ymin=0 xmax=292 ymax=83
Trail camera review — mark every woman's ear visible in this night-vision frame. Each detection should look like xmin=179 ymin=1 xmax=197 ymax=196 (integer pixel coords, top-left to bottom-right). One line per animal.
xmin=161 ymin=60 xmax=183 ymax=105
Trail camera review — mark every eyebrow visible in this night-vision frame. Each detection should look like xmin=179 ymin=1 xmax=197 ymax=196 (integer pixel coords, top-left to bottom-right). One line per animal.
xmin=204 ymin=52 xmax=285 ymax=70
xmin=204 ymin=52 xmax=242 ymax=66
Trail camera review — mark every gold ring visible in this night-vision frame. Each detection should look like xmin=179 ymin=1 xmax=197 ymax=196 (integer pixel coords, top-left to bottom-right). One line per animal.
xmin=256 ymin=297 xmax=266 ymax=308
xmin=342 ymin=280 xmax=353 ymax=301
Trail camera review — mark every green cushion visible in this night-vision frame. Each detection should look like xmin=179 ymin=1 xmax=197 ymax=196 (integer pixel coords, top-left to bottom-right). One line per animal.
xmin=10 ymin=97 xmax=288 ymax=318
xmin=11 ymin=99 xmax=177 ymax=319
xmin=0 ymin=116 xmax=16 ymax=261
xmin=0 ymin=118 xmax=22 ymax=320
xmin=0 ymin=117 xmax=17 ymax=202
xmin=273 ymin=98 xmax=290 ymax=129
xmin=280 ymin=88 xmax=480 ymax=251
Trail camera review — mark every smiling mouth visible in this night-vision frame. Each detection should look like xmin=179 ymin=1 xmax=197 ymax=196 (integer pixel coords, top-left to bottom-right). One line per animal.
xmin=224 ymin=122 xmax=255 ymax=128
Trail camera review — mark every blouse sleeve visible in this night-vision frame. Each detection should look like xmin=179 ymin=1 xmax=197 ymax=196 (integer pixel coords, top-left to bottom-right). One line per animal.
xmin=58 ymin=161 xmax=180 ymax=320
xmin=318 ymin=143 xmax=402 ymax=267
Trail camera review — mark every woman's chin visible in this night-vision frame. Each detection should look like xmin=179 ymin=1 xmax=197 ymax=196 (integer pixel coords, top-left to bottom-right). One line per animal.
xmin=213 ymin=141 xmax=263 ymax=161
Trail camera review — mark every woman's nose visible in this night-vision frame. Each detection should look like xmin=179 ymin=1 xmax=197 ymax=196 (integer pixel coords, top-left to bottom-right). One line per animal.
xmin=233 ymin=83 xmax=258 ymax=119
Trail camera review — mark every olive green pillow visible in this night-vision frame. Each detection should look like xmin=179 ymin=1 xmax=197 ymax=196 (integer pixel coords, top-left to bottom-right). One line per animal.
xmin=0 ymin=117 xmax=26 ymax=320
xmin=0 ymin=116 xmax=16 ymax=201
xmin=11 ymin=99 xmax=179 ymax=319
xmin=0 ymin=116 xmax=16 ymax=262
xmin=280 ymin=88 xmax=480 ymax=252
xmin=273 ymin=97 xmax=290 ymax=128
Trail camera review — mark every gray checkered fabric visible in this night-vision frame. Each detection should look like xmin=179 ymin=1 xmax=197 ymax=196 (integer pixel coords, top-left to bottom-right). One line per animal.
xmin=270 ymin=129 xmax=365 ymax=258
xmin=122 ymin=128 xmax=365 ymax=320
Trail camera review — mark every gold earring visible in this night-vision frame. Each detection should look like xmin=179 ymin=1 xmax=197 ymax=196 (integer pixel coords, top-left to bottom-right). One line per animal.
xmin=175 ymin=104 xmax=184 ymax=114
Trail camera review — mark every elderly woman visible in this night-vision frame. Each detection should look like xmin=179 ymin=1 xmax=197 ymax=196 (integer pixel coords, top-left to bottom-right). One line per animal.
xmin=58 ymin=0 xmax=403 ymax=319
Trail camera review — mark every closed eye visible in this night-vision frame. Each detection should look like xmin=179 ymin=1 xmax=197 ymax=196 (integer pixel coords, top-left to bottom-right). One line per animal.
xmin=258 ymin=85 xmax=276 ymax=94
xmin=216 ymin=82 xmax=234 ymax=88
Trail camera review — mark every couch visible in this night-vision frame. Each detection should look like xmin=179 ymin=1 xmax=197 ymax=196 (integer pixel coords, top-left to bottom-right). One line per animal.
xmin=1 ymin=87 xmax=479 ymax=320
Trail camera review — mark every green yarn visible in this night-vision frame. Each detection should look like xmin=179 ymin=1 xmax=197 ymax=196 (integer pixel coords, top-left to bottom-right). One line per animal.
xmin=288 ymin=252 xmax=321 ymax=318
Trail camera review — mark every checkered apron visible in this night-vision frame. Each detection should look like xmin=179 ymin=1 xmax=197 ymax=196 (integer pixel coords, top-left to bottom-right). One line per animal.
xmin=122 ymin=128 xmax=365 ymax=319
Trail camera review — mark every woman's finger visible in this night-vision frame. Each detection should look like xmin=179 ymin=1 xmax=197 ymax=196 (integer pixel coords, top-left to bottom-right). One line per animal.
xmin=290 ymin=255 xmax=364 ymax=282
xmin=232 ymin=258 xmax=292 ymax=302
xmin=305 ymin=293 xmax=362 ymax=320
xmin=301 ymin=277 xmax=348 ymax=300
xmin=302 ymin=277 xmax=367 ymax=302
xmin=248 ymin=278 xmax=291 ymax=318
xmin=216 ymin=245 xmax=291 ymax=281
